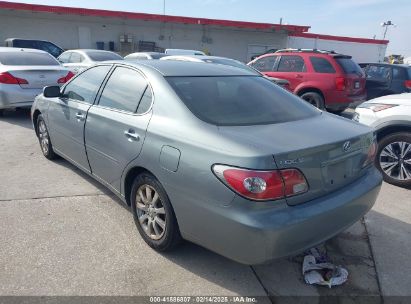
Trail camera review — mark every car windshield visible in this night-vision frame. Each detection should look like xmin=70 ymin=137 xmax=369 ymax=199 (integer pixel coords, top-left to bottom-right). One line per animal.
xmin=335 ymin=58 xmax=363 ymax=75
xmin=86 ymin=51 xmax=123 ymax=62
xmin=204 ymin=58 xmax=260 ymax=74
xmin=0 ymin=52 xmax=59 ymax=66
xmin=167 ymin=76 xmax=319 ymax=126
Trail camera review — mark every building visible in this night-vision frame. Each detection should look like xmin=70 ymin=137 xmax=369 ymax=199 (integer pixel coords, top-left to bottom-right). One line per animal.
xmin=0 ymin=1 xmax=388 ymax=63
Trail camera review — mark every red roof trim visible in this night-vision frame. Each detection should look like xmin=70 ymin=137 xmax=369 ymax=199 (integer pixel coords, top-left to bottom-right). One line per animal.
xmin=290 ymin=32 xmax=388 ymax=45
xmin=0 ymin=1 xmax=310 ymax=32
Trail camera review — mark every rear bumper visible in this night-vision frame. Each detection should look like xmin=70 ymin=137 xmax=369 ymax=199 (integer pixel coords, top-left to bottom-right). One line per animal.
xmin=326 ymin=92 xmax=367 ymax=111
xmin=0 ymin=85 xmax=42 ymax=109
xmin=189 ymin=166 xmax=382 ymax=265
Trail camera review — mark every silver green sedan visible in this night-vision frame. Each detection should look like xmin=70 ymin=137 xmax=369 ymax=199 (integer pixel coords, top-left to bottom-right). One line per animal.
xmin=31 ymin=61 xmax=382 ymax=264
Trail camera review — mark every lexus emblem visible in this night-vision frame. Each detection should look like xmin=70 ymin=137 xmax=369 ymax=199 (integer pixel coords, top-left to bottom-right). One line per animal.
xmin=342 ymin=141 xmax=351 ymax=152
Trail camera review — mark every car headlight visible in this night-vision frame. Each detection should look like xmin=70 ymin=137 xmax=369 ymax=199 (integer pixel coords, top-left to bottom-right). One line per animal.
xmin=357 ymin=103 xmax=398 ymax=112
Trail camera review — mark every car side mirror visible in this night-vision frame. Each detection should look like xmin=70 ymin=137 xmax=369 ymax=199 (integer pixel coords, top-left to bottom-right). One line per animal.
xmin=43 ymin=86 xmax=61 ymax=98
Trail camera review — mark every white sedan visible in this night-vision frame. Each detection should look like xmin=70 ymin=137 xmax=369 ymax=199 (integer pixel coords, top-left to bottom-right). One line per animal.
xmin=354 ymin=93 xmax=411 ymax=187
xmin=0 ymin=47 xmax=73 ymax=114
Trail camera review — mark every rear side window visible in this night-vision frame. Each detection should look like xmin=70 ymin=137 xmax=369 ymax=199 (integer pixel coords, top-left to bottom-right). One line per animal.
xmin=277 ymin=55 xmax=305 ymax=72
xmin=250 ymin=56 xmax=277 ymax=72
xmin=98 ymin=67 xmax=148 ymax=112
xmin=58 ymin=52 xmax=71 ymax=63
xmin=70 ymin=53 xmax=83 ymax=63
xmin=167 ymin=76 xmax=319 ymax=126
xmin=63 ymin=65 xmax=111 ymax=104
xmin=335 ymin=58 xmax=362 ymax=74
xmin=0 ymin=51 xmax=59 ymax=66
xmin=392 ymin=67 xmax=407 ymax=80
xmin=310 ymin=57 xmax=336 ymax=73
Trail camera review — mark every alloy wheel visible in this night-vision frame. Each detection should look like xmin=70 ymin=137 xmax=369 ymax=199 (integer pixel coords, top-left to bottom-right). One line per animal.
xmin=135 ymin=185 xmax=166 ymax=240
xmin=379 ymin=141 xmax=411 ymax=181
xmin=38 ymin=120 xmax=49 ymax=155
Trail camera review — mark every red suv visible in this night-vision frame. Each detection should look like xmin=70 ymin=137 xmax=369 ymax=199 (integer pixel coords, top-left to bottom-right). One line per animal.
xmin=248 ymin=49 xmax=366 ymax=113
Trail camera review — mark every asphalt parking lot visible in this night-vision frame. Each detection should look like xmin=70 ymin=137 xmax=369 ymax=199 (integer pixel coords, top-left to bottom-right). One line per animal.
xmin=0 ymin=109 xmax=410 ymax=302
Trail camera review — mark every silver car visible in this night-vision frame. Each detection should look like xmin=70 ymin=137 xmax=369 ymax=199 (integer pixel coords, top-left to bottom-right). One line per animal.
xmin=31 ymin=61 xmax=382 ymax=264
xmin=57 ymin=49 xmax=123 ymax=74
xmin=124 ymin=52 xmax=169 ymax=60
xmin=0 ymin=47 xmax=71 ymax=113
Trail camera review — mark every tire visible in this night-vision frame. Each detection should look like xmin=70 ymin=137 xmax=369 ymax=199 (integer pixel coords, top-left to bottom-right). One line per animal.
xmin=299 ymin=91 xmax=325 ymax=110
xmin=131 ymin=173 xmax=182 ymax=251
xmin=376 ymin=132 xmax=411 ymax=188
xmin=36 ymin=114 xmax=57 ymax=160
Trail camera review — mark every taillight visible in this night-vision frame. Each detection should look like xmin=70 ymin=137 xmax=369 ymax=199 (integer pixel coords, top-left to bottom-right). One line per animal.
xmin=0 ymin=72 xmax=28 ymax=85
xmin=335 ymin=77 xmax=346 ymax=91
xmin=363 ymin=138 xmax=377 ymax=168
xmin=212 ymin=165 xmax=308 ymax=201
xmin=404 ymin=80 xmax=411 ymax=89
xmin=57 ymin=71 xmax=75 ymax=84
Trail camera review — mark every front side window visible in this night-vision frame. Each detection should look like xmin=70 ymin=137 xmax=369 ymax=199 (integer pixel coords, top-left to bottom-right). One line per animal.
xmin=277 ymin=55 xmax=305 ymax=72
xmin=392 ymin=67 xmax=407 ymax=80
xmin=63 ymin=65 xmax=111 ymax=103
xmin=167 ymin=76 xmax=319 ymax=126
xmin=366 ymin=65 xmax=391 ymax=80
xmin=250 ymin=56 xmax=277 ymax=72
xmin=98 ymin=67 xmax=149 ymax=112
xmin=310 ymin=57 xmax=336 ymax=73
xmin=0 ymin=51 xmax=59 ymax=66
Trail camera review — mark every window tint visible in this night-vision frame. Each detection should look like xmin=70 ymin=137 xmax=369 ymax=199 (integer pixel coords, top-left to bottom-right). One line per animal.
xmin=58 ymin=52 xmax=71 ymax=63
xmin=0 ymin=51 xmax=59 ymax=66
xmin=392 ymin=67 xmax=407 ymax=80
xmin=98 ymin=67 xmax=148 ymax=112
xmin=37 ymin=41 xmax=63 ymax=57
xmin=167 ymin=76 xmax=318 ymax=126
xmin=310 ymin=57 xmax=336 ymax=73
xmin=250 ymin=56 xmax=277 ymax=72
xmin=137 ymin=87 xmax=153 ymax=114
xmin=70 ymin=53 xmax=83 ymax=63
xmin=335 ymin=58 xmax=363 ymax=74
xmin=63 ymin=65 xmax=111 ymax=103
xmin=11 ymin=40 xmax=35 ymax=48
xmin=407 ymin=68 xmax=411 ymax=80
xmin=366 ymin=65 xmax=391 ymax=80
xmin=277 ymin=55 xmax=305 ymax=72
xmin=86 ymin=51 xmax=123 ymax=62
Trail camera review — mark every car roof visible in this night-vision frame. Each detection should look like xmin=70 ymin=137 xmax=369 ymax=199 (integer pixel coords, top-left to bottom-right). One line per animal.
xmin=105 ymin=60 xmax=257 ymax=76
xmin=163 ymin=55 xmax=239 ymax=61
xmin=360 ymin=62 xmax=410 ymax=68
xmin=127 ymin=52 xmax=163 ymax=55
xmin=0 ymin=47 xmax=48 ymax=54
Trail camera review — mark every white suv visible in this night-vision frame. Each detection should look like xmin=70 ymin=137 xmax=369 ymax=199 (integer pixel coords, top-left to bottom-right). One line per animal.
xmin=354 ymin=93 xmax=411 ymax=187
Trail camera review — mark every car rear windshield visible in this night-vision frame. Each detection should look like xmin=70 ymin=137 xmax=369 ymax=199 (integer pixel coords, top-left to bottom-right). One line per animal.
xmin=204 ymin=58 xmax=259 ymax=74
xmin=0 ymin=52 xmax=59 ymax=66
xmin=166 ymin=76 xmax=319 ymax=126
xmin=86 ymin=51 xmax=123 ymax=62
xmin=335 ymin=57 xmax=363 ymax=74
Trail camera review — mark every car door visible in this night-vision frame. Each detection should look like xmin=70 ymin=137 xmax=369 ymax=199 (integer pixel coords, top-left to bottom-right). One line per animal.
xmin=85 ymin=65 xmax=153 ymax=192
xmin=273 ymin=55 xmax=307 ymax=91
xmin=47 ymin=65 xmax=112 ymax=172
xmin=364 ymin=64 xmax=392 ymax=99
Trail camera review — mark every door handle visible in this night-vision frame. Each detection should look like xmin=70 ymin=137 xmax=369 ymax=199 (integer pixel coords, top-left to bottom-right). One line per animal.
xmin=296 ymin=74 xmax=303 ymax=78
xmin=124 ymin=129 xmax=140 ymax=141
xmin=75 ymin=112 xmax=85 ymax=121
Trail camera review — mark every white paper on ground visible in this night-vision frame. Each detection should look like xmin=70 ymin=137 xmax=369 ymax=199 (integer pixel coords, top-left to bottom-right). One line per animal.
xmin=302 ymin=254 xmax=349 ymax=288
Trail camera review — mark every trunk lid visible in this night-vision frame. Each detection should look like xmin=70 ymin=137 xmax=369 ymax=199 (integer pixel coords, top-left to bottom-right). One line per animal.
xmin=7 ymin=66 xmax=68 ymax=89
xmin=218 ymin=113 xmax=375 ymax=206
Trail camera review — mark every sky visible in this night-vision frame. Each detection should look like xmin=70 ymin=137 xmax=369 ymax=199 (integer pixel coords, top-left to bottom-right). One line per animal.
xmin=10 ymin=0 xmax=411 ymax=57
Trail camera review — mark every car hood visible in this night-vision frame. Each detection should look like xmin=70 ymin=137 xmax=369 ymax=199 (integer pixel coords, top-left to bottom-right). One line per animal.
xmin=364 ymin=93 xmax=411 ymax=105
